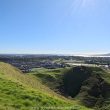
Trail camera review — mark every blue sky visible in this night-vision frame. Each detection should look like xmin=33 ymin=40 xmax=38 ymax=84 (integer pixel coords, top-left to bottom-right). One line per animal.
xmin=0 ymin=0 xmax=110 ymax=54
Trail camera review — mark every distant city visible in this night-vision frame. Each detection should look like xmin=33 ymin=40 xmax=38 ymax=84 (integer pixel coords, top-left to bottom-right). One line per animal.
xmin=0 ymin=54 xmax=110 ymax=73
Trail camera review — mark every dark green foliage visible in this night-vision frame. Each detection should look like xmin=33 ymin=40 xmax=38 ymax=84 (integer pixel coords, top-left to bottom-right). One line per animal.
xmin=61 ymin=66 xmax=92 ymax=97
xmin=55 ymin=66 xmax=110 ymax=109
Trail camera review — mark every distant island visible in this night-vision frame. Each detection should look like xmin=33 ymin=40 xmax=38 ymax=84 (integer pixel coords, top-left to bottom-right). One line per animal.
xmin=92 ymin=53 xmax=110 ymax=57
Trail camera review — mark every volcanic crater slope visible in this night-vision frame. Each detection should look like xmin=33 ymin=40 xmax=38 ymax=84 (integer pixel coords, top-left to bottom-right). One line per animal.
xmin=32 ymin=66 xmax=110 ymax=110
xmin=60 ymin=66 xmax=110 ymax=109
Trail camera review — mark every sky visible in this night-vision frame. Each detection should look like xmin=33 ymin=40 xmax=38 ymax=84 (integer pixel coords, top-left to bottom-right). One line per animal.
xmin=0 ymin=0 xmax=110 ymax=55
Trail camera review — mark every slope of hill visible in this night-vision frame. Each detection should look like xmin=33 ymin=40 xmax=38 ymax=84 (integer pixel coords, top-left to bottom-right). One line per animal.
xmin=31 ymin=66 xmax=110 ymax=110
xmin=0 ymin=62 xmax=91 ymax=110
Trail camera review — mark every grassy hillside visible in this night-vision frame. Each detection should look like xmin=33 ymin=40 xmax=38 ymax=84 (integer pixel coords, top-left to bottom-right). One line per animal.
xmin=0 ymin=62 xmax=91 ymax=110
xmin=31 ymin=66 xmax=110 ymax=110
xmin=30 ymin=68 xmax=69 ymax=91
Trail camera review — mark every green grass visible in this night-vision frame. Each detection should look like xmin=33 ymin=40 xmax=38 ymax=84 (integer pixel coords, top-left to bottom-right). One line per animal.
xmin=0 ymin=77 xmax=72 ymax=110
xmin=0 ymin=62 xmax=92 ymax=110
xmin=30 ymin=68 xmax=70 ymax=90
